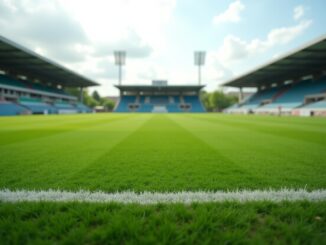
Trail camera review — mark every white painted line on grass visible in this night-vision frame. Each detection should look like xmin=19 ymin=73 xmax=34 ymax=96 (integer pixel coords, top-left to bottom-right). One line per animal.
xmin=1 ymin=189 xmax=326 ymax=204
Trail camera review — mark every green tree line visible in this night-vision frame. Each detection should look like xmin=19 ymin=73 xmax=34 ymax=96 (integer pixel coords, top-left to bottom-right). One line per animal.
xmin=65 ymin=88 xmax=115 ymax=111
xmin=200 ymin=90 xmax=237 ymax=112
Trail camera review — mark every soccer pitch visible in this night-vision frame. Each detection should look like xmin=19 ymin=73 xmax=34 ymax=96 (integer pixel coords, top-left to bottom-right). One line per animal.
xmin=0 ymin=114 xmax=326 ymax=243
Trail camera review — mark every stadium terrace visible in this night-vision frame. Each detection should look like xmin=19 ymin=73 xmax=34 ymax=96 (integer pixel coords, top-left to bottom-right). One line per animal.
xmin=114 ymin=81 xmax=205 ymax=113
xmin=223 ymin=34 xmax=326 ymax=116
xmin=0 ymin=35 xmax=97 ymax=116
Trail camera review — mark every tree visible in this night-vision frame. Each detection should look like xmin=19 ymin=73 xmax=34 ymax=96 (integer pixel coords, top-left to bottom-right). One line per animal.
xmin=64 ymin=88 xmax=109 ymax=109
xmin=200 ymin=91 xmax=213 ymax=111
xmin=102 ymin=99 xmax=115 ymax=111
xmin=84 ymin=95 xmax=99 ymax=108
xmin=92 ymin=90 xmax=101 ymax=102
xmin=200 ymin=90 xmax=237 ymax=112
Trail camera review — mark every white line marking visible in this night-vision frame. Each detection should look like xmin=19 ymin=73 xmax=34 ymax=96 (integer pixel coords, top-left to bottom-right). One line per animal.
xmin=1 ymin=189 xmax=326 ymax=204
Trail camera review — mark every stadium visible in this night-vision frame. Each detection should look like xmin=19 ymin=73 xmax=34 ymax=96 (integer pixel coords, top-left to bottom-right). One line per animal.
xmin=0 ymin=1 xmax=326 ymax=244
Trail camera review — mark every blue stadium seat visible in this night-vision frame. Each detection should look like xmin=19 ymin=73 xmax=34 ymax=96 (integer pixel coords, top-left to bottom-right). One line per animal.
xmin=248 ymin=87 xmax=280 ymax=104
xmin=240 ymin=78 xmax=326 ymax=110
xmin=115 ymin=96 xmax=137 ymax=112
xmin=138 ymin=104 xmax=153 ymax=112
xmin=0 ymin=74 xmax=67 ymax=96
xmin=54 ymin=101 xmax=78 ymax=114
xmin=166 ymin=104 xmax=182 ymax=112
xmin=19 ymin=97 xmax=57 ymax=114
xmin=173 ymin=96 xmax=180 ymax=104
xmin=0 ymin=74 xmax=26 ymax=88
xmin=75 ymin=103 xmax=93 ymax=113
xmin=139 ymin=96 xmax=146 ymax=103
xmin=303 ymin=100 xmax=326 ymax=109
xmin=0 ymin=101 xmax=29 ymax=116
xmin=262 ymin=79 xmax=326 ymax=109
xmin=115 ymin=95 xmax=205 ymax=113
xmin=183 ymin=96 xmax=205 ymax=112
xmin=150 ymin=96 xmax=169 ymax=104
xmin=239 ymin=87 xmax=280 ymax=109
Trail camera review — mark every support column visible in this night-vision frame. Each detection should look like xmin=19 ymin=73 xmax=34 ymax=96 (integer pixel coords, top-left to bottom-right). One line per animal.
xmin=198 ymin=65 xmax=201 ymax=85
xmin=238 ymin=87 xmax=243 ymax=103
xmin=80 ymin=87 xmax=84 ymax=103
xmin=118 ymin=64 xmax=122 ymax=85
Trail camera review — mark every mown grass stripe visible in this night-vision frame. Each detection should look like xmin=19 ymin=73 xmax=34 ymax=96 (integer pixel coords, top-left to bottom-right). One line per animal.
xmin=1 ymin=189 xmax=325 ymax=204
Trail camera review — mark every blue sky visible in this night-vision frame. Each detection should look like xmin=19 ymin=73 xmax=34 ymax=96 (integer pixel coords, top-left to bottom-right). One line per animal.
xmin=0 ymin=0 xmax=325 ymax=95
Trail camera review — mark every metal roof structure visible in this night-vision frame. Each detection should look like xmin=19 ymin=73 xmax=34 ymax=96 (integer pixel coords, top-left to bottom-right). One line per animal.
xmin=115 ymin=84 xmax=205 ymax=93
xmin=0 ymin=35 xmax=98 ymax=87
xmin=223 ymin=34 xmax=326 ymax=88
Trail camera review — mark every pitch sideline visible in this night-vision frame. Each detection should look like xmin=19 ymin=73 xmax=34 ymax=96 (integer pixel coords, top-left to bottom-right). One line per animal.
xmin=1 ymin=189 xmax=326 ymax=204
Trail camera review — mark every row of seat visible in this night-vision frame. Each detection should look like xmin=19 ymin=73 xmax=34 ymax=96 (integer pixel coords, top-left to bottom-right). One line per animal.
xmin=0 ymin=74 xmax=68 ymax=96
xmin=115 ymin=95 xmax=205 ymax=113
xmin=0 ymin=100 xmax=92 ymax=116
xmin=229 ymin=78 xmax=326 ymax=113
xmin=303 ymin=100 xmax=326 ymax=109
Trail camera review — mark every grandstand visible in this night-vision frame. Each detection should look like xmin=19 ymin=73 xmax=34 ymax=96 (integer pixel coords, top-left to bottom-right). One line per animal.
xmin=223 ymin=35 xmax=326 ymax=116
xmin=0 ymin=35 xmax=97 ymax=116
xmin=114 ymin=81 xmax=205 ymax=113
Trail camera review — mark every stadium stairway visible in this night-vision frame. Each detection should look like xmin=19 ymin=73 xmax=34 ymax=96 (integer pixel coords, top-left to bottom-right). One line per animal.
xmin=152 ymin=105 xmax=168 ymax=113
xmin=271 ymin=85 xmax=291 ymax=101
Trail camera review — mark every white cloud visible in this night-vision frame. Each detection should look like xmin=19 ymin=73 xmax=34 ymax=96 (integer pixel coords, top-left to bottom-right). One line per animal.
xmin=265 ymin=20 xmax=312 ymax=45
xmin=204 ymin=18 xmax=312 ymax=89
xmin=0 ymin=0 xmax=177 ymax=95
xmin=93 ymin=30 xmax=152 ymax=59
xmin=217 ymin=35 xmax=248 ymax=62
xmin=293 ymin=5 xmax=305 ymax=20
xmin=213 ymin=0 xmax=245 ymax=25
xmin=0 ymin=0 xmax=89 ymax=62
xmin=216 ymin=20 xmax=312 ymax=64
xmin=0 ymin=0 xmax=315 ymax=95
xmin=0 ymin=0 xmax=176 ymax=63
xmin=58 ymin=0 xmax=176 ymax=53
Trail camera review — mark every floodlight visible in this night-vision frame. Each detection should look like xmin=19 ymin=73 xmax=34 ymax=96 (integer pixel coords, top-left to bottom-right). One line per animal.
xmin=114 ymin=51 xmax=126 ymax=85
xmin=194 ymin=51 xmax=206 ymax=85
xmin=194 ymin=51 xmax=206 ymax=66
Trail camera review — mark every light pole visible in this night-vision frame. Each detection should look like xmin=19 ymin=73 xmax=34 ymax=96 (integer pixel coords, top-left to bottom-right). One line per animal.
xmin=194 ymin=51 xmax=206 ymax=85
xmin=114 ymin=51 xmax=126 ymax=85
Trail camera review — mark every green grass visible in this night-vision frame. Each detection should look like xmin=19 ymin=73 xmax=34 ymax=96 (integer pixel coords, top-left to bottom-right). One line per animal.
xmin=0 ymin=113 xmax=325 ymax=191
xmin=1 ymin=202 xmax=325 ymax=244
xmin=0 ymin=113 xmax=326 ymax=243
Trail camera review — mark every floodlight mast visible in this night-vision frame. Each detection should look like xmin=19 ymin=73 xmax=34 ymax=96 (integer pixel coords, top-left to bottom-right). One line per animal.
xmin=194 ymin=51 xmax=206 ymax=85
xmin=114 ymin=51 xmax=126 ymax=85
